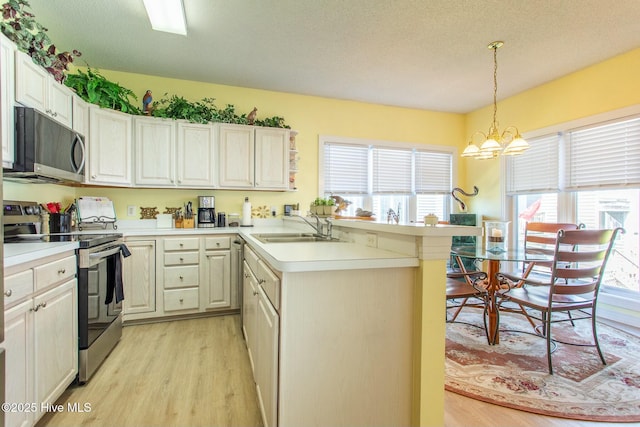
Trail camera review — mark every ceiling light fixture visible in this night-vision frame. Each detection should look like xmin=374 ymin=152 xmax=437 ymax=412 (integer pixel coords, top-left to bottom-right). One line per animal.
xmin=462 ymin=41 xmax=529 ymax=160
xmin=142 ymin=0 xmax=187 ymax=36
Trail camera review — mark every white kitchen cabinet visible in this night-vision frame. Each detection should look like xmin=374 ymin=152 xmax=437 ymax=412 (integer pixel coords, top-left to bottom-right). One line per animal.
xmin=122 ymin=240 xmax=156 ymax=319
xmin=5 ymin=300 xmax=33 ymax=427
xmin=0 ymin=33 xmax=16 ymax=168
xmin=201 ymin=237 xmax=231 ymax=310
xmin=256 ymin=286 xmax=279 ymax=427
xmin=242 ymin=261 xmax=258 ymax=373
xmin=177 ymin=121 xmax=217 ymax=187
xmin=14 ymin=50 xmax=73 ymax=128
xmin=242 ymin=246 xmax=280 ymax=427
xmin=88 ymin=106 xmax=133 ymax=185
xmin=162 ymin=237 xmax=200 ymax=313
xmin=72 ymin=95 xmax=90 ymax=137
xmin=134 ymin=117 xmax=176 ymax=186
xmin=3 ymin=251 xmax=78 ymax=427
xmin=33 ymin=279 xmax=78 ymax=420
xmin=218 ymin=123 xmax=289 ymax=190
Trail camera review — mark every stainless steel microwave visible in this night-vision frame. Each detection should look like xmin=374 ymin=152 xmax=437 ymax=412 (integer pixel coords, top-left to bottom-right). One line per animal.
xmin=4 ymin=106 xmax=85 ymax=183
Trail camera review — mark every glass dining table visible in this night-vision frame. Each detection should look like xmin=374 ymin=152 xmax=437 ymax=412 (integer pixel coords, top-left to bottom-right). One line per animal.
xmin=450 ymin=244 xmax=554 ymax=344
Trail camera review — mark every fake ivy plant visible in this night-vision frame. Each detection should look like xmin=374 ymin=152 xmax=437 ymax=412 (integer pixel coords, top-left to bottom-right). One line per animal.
xmin=0 ymin=0 xmax=80 ymax=83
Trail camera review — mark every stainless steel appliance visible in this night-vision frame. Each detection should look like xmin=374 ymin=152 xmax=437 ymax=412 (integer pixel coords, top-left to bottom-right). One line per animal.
xmin=2 ymin=201 xmax=125 ymax=384
xmin=4 ymin=106 xmax=86 ymax=183
xmin=197 ymin=196 xmax=216 ymax=228
xmin=77 ymin=233 xmax=126 ymax=383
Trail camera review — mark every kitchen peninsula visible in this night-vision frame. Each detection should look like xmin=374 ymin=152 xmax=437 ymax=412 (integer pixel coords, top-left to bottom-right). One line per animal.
xmin=3 ymin=218 xmax=479 ymax=427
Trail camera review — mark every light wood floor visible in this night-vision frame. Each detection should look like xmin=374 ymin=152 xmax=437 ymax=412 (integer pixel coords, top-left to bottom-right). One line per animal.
xmin=37 ymin=315 xmax=639 ymax=427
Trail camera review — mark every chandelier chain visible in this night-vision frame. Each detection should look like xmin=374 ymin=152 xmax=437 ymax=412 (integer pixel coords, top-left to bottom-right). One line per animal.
xmin=492 ymin=44 xmax=498 ymax=129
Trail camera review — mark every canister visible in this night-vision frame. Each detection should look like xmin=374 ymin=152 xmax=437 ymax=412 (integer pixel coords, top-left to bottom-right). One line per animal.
xmin=217 ymin=212 xmax=226 ymax=227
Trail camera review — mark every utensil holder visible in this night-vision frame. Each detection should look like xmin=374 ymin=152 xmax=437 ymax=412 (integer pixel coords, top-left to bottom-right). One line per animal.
xmin=49 ymin=213 xmax=72 ymax=234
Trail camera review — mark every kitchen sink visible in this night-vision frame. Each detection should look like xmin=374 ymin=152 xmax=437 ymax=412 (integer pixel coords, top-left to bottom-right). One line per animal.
xmin=252 ymin=233 xmax=341 ymax=243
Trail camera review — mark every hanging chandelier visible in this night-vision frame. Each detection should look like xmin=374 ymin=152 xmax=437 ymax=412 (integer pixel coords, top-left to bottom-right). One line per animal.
xmin=462 ymin=41 xmax=529 ymax=160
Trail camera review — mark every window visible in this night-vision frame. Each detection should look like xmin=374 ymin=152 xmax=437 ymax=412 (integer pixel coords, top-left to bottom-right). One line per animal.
xmin=506 ymin=113 xmax=640 ymax=299
xmin=319 ymin=136 xmax=454 ymax=222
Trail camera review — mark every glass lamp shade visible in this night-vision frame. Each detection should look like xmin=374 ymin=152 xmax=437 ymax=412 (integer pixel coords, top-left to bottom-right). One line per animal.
xmin=461 ymin=143 xmax=481 ymax=157
xmin=503 ymin=136 xmax=530 ymax=155
xmin=480 ymin=137 xmax=502 ymax=152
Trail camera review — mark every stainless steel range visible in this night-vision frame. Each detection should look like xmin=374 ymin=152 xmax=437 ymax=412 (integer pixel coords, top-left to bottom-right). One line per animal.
xmin=3 ymin=201 xmax=127 ymax=383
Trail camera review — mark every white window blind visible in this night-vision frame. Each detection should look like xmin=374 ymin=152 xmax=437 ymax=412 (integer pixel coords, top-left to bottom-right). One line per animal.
xmin=506 ymin=134 xmax=560 ymax=195
xmin=565 ymin=117 xmax=640 ymax=190
xmin=323 ymin=142 xmax=369 ymax=194
xmin=372 ymin=147 xmax=412 ymax=194
xmin=415 ymin=150 xmax=452 ymax=194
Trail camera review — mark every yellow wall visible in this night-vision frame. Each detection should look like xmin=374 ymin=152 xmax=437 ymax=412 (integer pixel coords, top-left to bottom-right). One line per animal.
xmin=4 ymin=69 xmax=464 ymax=218
xmin=462 ymin=47 xmax=640 ymax=218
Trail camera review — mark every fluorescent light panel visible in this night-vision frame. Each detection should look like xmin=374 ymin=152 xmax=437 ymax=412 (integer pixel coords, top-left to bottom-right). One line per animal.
xmin=143 ymin=0 xmax=187 ymax=36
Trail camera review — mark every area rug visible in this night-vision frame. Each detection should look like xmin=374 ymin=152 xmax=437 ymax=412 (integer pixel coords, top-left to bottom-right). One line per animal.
xmin=445 ymin=310 xmax=640 ymax=422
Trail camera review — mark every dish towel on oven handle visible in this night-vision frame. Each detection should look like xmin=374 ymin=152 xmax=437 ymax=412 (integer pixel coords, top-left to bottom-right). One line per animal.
xmin=105 ymin=244 xmax=132 ymax=304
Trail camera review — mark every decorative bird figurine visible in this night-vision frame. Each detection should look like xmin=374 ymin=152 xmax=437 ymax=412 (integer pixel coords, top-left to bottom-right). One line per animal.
xmin=247 ymin=107 xmax=257 ymax=125
xmin=142 ymin=90 xmax=153 ymax=115
xmin=356 ymin=208 xmax=374 ymax=217
xmin=330 ymin=195 xmax=351 ymax=215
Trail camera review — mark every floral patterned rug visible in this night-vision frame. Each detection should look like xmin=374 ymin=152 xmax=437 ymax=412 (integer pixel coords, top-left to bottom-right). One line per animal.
xmin=445 ymin=310 xmax=640 ymax=422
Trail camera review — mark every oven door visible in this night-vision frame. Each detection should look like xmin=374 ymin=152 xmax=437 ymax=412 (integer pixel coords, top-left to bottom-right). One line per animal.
xmin=77 ymin=244 xmax=123 ymax=350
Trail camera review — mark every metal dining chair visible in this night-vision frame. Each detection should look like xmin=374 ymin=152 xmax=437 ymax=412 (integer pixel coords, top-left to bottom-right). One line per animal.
xmin=446 ymin=270 xmax=490 ymax=343
xmin=496 ymin=227 xmax=623 ymax=374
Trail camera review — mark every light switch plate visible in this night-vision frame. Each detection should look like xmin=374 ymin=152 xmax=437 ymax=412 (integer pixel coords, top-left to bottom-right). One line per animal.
xmin=127 ymin=205 xmax=136 ymax=216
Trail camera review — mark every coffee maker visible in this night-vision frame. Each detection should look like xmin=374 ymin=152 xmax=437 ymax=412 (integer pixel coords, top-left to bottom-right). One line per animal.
xmin=197 ymin=196 xmax=216 ymax=228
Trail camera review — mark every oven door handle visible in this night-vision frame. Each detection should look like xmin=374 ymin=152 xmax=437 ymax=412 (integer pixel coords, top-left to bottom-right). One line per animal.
xmin=89 ymin=246 xmax=122 ymax=260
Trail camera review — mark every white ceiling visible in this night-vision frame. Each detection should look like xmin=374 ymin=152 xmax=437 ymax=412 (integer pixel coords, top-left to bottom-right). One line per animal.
xmin=25 ymin=0 xmax=640 ymax=113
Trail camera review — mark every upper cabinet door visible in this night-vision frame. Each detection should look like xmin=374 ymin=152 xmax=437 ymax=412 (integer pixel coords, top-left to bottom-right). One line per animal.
xmin=0 ymin=33 xmax=16 ymax=168
xmin=177 ymin=122 xmax=216 ymax=187
xmin=255 ymin=127 xmax=289 ymax=190
xmin=218 ymin=123 xmax=254 ymax=188
xmin=14 ymin=51 xmax=73 ymax=128
xmin=134 ymin=117 xmax=176 ymax=186
xmin=88 ymin=107 xmax=132 ymax=186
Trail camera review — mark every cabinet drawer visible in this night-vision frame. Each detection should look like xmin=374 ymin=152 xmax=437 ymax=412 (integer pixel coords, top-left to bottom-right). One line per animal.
xmin=205 ymin=236 xmax=230 ymax=250
xmin=34 ymin=255 xmax=76 ymax=291
xmin=164 ymin=238 xmax=199 ymax=251
xmin=164 ymin=252 xmax=199 ymax=266
xmin=4 ymin=269 xmax=33 ymax=306
xmin=257 ymin=260 xmax=280 ymax=311
xmin=164 ymin=288 xmax=199 ymax=311
xmin=163 ymin=265 xmax=199 ymax=288
xmin=244 ymin=245 xmax=260 ymax=275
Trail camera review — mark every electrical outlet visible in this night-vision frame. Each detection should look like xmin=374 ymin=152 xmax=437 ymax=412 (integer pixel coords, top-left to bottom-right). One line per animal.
xmin=127 ymin=205 xmax=137 ymax=217
xmin=365 ymin=233 xmax=377 ymax=248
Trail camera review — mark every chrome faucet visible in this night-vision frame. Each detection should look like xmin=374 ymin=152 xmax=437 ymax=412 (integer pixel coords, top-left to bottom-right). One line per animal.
xmin=387 ymin=208 xmax=399 ymax=224
xmin=294 ymin=212 xmax=334 ymax=239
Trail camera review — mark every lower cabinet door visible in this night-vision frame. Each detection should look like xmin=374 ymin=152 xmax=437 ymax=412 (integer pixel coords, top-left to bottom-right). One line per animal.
xmin=256 ymin=286 xmax=279 ymax=427
xmin=33 ymin=279 xmax=78 ymax=422
xmin=5 ymin=300 xmax=33 ymax=427
xmin=202 ymin=250 xmax=231 ymax=310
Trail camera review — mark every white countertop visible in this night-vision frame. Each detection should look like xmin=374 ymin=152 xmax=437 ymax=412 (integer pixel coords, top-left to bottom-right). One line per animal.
xmin=4 ymin=241 xmax=79 ymax=268
xmin=3 ymin=218 xmax=479 ymax=272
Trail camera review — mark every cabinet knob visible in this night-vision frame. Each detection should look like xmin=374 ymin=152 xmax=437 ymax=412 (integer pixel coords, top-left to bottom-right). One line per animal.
xmin=91 ymin=174 xmax=97 ymax=179
xmin=258 ymin=278 xmax=266 ymax=284
xmin=180 ymin=257 xmax=184 ymax=262
xmin=253 ymin=291 xmax=259 ymax=296
xmin=4 ymin=289 xmax=12 ymax=297
xmin=216 ymin=242 xmax=220 ymax=247
xmin=179 ymin=275 xmax=184 ymax=280
xmin=180 ymin=243 xmax=184 ymax=247
xmin=244 ymin=273 xmax=250 ymax=278
xmin=58 ymin=268 xmax=66 ymax=274
xmin=179 ymin=298 xmax=184 ymax=303
xmin=41 ymin=302 xmax=47 ymax=309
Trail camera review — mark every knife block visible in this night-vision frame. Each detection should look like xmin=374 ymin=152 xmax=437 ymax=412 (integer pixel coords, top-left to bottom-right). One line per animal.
xmin=183 ymin=218 xmax=195 ymax=228
xmin=175 ymin=218 xmax=184 ymax=228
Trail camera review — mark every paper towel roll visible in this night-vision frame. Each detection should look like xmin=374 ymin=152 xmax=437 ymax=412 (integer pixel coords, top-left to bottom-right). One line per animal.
xmin=242 ymin=197 xmax=252 ymax=226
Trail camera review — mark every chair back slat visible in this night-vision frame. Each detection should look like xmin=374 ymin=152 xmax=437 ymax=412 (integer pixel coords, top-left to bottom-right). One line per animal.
xmin=548 ymin=228 xmax=623 ymax=298
xmin=523 ymin=222 xmax=582 ymax=276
